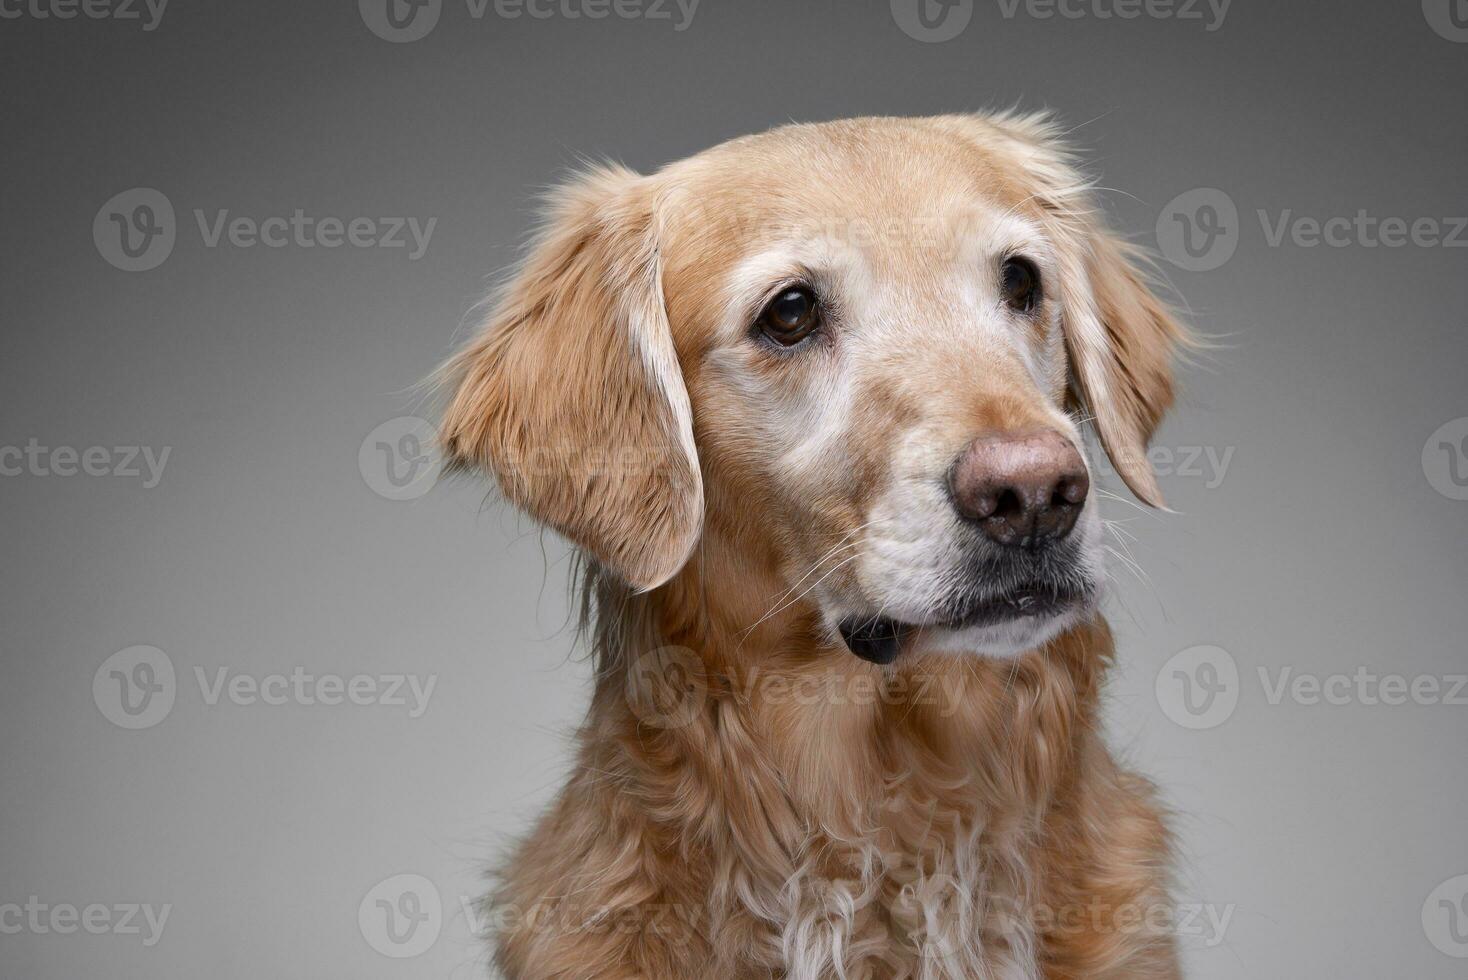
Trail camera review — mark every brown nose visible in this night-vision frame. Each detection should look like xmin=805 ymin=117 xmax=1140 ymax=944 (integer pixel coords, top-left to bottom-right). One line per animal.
xmin=948 ymin=429 xmax=1090 ymax=548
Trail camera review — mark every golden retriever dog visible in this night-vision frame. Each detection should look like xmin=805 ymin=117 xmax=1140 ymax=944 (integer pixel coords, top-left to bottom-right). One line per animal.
xmin=439 ymin=112 xmax=1192 ymax=979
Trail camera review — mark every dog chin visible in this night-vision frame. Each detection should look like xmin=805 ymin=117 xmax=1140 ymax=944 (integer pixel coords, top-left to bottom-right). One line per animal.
xmin=832 ymin=594 xmax=1094 ymax=664
xmin=912 ymin=605 xmax=1085 ymax=659
xmin=833 ymin=578 xmax=1098 ymax=663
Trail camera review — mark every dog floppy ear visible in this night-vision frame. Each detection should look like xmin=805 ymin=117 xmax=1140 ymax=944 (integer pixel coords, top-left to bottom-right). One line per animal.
xmin=1055 ymin=228 xmax=1189 ymax=508
xmin=438 ymin=165 xmax=702 ymax=590
xmin=946 ymin=111 xmax=1191 ymax=507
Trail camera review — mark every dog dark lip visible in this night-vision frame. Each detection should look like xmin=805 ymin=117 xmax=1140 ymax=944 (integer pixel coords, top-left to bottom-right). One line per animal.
xmin=837 ymin=584 xmax=1089 ymax=663
xmin=936 ymin=584 xmax=1089 ymax=631
xmin=837 ymin=617 xmax=911 ymax=665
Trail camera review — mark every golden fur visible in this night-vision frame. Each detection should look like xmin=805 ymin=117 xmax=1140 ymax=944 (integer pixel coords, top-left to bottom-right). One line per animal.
xmin=439 ymin=113 xmax=1190 ymax=979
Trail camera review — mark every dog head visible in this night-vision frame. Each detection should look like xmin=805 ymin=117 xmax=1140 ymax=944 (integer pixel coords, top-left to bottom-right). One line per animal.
xmin=440 ymin=114 xmax=1188 ymax=663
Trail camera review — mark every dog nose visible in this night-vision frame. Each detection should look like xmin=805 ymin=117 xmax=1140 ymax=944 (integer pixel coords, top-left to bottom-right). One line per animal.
xmin=948 ymin=429 xmax=1090 ymax=548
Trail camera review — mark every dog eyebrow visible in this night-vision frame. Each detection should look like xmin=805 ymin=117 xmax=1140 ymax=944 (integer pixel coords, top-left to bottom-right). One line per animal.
xmin=719 ymin=245 xmax=822 ymax=333
xmin=1000 ymin=234 xmax=1055 ymax=262
xmin=974 ymin=210 xmax=1054 ymax=266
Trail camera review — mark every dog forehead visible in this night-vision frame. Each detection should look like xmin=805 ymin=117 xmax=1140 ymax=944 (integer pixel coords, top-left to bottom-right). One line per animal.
xmin=658 ymin=118 xmax=1037 ymax=244
xmin=656 ymin=119 xmax=1046 ymax=346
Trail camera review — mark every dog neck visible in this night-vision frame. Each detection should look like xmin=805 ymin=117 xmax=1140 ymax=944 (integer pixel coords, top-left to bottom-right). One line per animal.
xmin=583 ymin=539 xmax=1111 ymax=835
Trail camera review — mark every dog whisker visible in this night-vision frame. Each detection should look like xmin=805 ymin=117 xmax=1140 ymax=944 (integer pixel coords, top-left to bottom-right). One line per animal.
xmin=744 ymin=552 xmax=864 ymax=636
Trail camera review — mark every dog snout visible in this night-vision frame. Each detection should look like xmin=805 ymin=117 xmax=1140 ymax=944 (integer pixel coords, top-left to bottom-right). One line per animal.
xmin=948 ymin=429 xmax=1090 ymax=549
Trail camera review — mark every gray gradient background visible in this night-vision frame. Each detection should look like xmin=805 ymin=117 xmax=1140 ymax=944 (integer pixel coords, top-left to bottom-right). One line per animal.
xmin=2 ymin=1 xmax=1466 ymax=977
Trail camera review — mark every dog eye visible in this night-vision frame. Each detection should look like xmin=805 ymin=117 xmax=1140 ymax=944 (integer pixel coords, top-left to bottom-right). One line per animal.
xmin=1001 ymin=257 xmax=1041 ymax=313
xmin=757 ymin=286 xmax=821 ymax=346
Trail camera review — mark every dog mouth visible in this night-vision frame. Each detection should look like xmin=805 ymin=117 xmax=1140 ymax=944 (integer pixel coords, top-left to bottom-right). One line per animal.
xmin=837 ymin=584 xmax=1091 ymax=665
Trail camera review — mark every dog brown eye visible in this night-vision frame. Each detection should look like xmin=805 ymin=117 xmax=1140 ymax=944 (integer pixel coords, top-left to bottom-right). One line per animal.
xmin=757 ymin=286 xmax=821 ymax=345
xmin=1001 ymin=257 xmax=1040 ymax=313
